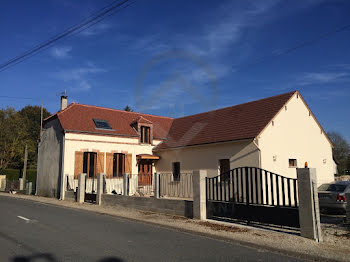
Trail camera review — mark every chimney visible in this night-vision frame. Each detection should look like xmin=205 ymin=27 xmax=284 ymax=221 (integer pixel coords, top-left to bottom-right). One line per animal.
xmin=60 ymin=95 xmax=68 ymax=111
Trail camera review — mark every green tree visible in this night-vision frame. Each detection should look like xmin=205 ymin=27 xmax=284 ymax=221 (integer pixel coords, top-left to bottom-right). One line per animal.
xmin=0 ymin=107 xmax=28 ymax=172
xmin=124 ymin=105 xmax=133 ymax=112
xmin=328 ymin=131 xmax=350 ymax=175
xmin=18 ymin=106 xmax=51 ymax=169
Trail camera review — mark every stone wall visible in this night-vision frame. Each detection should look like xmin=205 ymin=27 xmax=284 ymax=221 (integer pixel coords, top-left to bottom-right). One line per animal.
xmin=102 ymin=194 xmax=193 ymax=218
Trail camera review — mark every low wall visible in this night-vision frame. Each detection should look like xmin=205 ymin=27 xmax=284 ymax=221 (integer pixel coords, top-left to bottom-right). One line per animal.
xmin=102 ymin=194 xmax=193 ymax=218
xmin=65 ymin=191 xmax=76 ymax=202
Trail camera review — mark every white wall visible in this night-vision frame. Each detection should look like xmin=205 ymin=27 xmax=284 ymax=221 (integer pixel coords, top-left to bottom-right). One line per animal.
xmin=63 ymin=132 xmax=162 ymax=176
xmin=258 ymin=93 xmax=334 ymax=186
xmin=155 ymin=140 xmax=260 ymax=177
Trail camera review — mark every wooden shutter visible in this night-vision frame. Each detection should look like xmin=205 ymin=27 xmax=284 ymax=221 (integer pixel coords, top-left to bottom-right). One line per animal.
xmin=97 ymin=152 xmax=105 ymax=175
xmin=74 ymin=151 xmax=83 ymax=179
xmin=125 ymin=154 xmax=132 ymax=175
xmin=106 ymin=153 xmax=113 ymax=178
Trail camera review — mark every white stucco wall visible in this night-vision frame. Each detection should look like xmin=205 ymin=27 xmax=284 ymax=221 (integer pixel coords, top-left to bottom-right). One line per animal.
xmin=155 ymin=140 xmax=260 ymax=177
xmin=258 ymin=93 xmax=334 ymax=186
xmin=63 ymin=132 xmax=162 ymax=176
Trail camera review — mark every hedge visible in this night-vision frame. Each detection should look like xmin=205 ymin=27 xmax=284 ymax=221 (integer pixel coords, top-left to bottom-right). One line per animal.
xmin=0 ymin=169 xmax=36 ymax=183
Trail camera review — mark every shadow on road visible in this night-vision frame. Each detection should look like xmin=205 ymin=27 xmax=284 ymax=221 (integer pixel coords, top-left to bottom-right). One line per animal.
xmin=12 ymin=254 xmax=124 ymax=262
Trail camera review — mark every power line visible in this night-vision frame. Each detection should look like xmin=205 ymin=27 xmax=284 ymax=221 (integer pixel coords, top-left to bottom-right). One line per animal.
xmin=0 ymin=0 xmax=133 ymax=73
xmin=0 ymin=95 xmax=40 ymax=100
xmin=234 ymin=23 xmax=350 ymax=72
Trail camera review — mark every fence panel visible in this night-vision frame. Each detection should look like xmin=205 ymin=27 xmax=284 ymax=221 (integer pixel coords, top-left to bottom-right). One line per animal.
xmin=67 ymin=175 xmax=78 ymax=192
xmin=159 ymin=173 xmax=193 ymax=199
xmin=105 ymin=177 xmax=124 ymax=195
xmin=206 ymin=167 xmax=300 ymax=228
xmin=5 ymin=179 xmax=20 ymax=191
xmin=129 ymin=174 xmax=153 ymax=196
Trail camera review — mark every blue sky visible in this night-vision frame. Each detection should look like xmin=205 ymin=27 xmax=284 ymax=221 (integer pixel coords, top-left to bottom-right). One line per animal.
xmin=0 ymin=0 xmax=349 ymax=141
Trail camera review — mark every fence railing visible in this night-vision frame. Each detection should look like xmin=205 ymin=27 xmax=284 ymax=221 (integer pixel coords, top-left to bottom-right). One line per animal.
xmin=69 ymin=172 xmax=194 ymax=199
xmin=5 ymin=179 xmax=20 ymax=191
xmin=129 ymin=174 xmax=153 ymax=196
xmin=66 ymin=175 xmax=78 ymax=192
xmin=159 ymin=173 xmax=193 ymax=199
xmin=206 ymin=167 xmax=298 ymax=208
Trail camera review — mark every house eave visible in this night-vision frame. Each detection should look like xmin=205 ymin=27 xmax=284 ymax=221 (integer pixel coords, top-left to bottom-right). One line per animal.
xmin=153 ymin=137 xmax=255 ymax=152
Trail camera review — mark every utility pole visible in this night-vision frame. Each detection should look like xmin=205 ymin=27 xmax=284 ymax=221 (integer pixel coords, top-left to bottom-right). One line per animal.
xmin=22 ymin=144 xmax=28 ymax=183
xmin=40 ymin=100 xmax=43 ymax=139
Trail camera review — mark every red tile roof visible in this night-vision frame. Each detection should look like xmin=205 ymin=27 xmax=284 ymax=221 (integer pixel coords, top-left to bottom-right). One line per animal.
xmin=44 ymin=104 xmax=173 ymax=140
xmin=44 ymin=91 xmax=297 ymax=146
xmin=155 ymin=91 xmax=296 ymax=150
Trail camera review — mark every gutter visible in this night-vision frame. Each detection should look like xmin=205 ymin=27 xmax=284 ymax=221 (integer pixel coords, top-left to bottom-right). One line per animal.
xmin=59 ymin=131 xmax=65 ymax=200
xmin=35 ymin=140 xmax=40 ymax=195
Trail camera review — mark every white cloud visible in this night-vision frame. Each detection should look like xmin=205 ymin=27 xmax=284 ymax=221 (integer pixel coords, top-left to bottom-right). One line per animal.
xmin=50 ymin=46 xmax=72 ymax=58
xmin=297 ymin=72 xmax=350 ymax=86
xmin=80 ymin=23 xmax=111 ymax=36
xmin=54 ymin=63 xmax=106 ymax=92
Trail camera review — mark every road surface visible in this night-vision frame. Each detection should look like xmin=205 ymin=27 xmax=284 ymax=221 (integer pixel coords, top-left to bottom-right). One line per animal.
xmin=0 ymin=195 xmax=306 ymax=262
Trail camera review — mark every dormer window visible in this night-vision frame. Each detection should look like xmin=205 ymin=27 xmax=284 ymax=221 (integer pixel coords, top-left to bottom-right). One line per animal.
xmin=140 ymin=126 xmax=150 ymax=144
xmin=93 ymin=119 xmax=112 ymax=130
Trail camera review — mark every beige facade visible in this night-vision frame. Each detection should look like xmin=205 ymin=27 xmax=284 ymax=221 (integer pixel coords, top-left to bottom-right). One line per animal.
xmin=257 ymin=93 xmax=334 ymax=186
xmin=155 ymin=140 xmax=260 ymax=177
xmin=64 ymin=132 xmax=162 ymax=176
xmin=155 ymin=92 xmax=334 ymax=186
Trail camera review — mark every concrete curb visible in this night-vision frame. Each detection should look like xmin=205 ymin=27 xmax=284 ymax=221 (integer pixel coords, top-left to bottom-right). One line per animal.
xmin=0 ymin=193 xmax=346 ymax=262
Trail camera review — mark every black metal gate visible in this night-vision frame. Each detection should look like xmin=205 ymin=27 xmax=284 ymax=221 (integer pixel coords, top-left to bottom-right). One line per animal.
xmin=206 ymin=167 xmax=300 ymax=228
xmin=84 ymin=177 xmax=96 ymax=203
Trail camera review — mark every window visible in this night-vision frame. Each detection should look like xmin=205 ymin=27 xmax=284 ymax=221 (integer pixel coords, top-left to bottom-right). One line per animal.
xmin=289 ymin=159 xmax=297 ymax=168
xmin=318 ymin=183 xmax=347 ymax=193
xmin=93 ymin=119 xmax=112 ymax=130
xmin=140 ymin=126 xmax=151 ymax=144
xmin=172 ymin=162 xmax=180 ymax=181
xmin=113 ymin=153 xmax=125 ymax=177
xmin=219 ymin=159 xmax=230 ymax=181
xmin=83 ymin=152 xmax=97 ymax=178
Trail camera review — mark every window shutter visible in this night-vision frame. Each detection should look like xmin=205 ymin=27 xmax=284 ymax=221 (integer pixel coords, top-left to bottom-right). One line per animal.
xmin=74 ymin=151 xmax=83 ymax=179
xmin=125 ymin=154 xmax=132 ymax=175
xmin=106 ymin=153 xmax=113 ymax=178
xmin=97 ymin=152 xmax=105 ymax=175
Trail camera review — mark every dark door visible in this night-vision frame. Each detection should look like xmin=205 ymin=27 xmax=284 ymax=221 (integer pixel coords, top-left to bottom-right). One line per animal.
xmin=219 ymin=159 xmax=230 ymax=181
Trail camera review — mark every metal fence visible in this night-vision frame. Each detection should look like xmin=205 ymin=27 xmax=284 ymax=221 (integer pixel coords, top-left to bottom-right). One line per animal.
xmin=129 ymin=174 xmax=153 ymax=196
xmin=159 ymin=173 xmax=193 ymax=199
xmin=5 ymin=179 xmax=20 ymax=191
xmin=206 ymin=167 xmax=299 ymax=207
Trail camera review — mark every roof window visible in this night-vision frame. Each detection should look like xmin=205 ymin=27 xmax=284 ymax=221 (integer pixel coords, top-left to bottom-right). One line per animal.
xmin=93 ymin=119 xmax=112 ymax=130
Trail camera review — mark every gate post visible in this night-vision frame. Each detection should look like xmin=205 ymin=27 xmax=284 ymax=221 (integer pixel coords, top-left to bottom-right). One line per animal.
xmin=19 ymin=178 xmax=24 ymax=191
xmin=77 ymin=173 xmax=86 ymax=203
xmin=60 ymin=174 xmax=68 ymax=200
xmin=96 ymin=173 xmax=104 ymax=206
xmin=154 ymin=173 xmax=160 ymax=199
xmin=193 ymin=170 xmax=207 ymax=220
xmin=346 ymin=193 xmax=350 ymax=224
xmin=25 ymin=182 xmax=32 ymax=195
xmin=297 ymin=168 xmax=322 ymax=241
xmin=123 ymin=173 xmax=129 ymax=196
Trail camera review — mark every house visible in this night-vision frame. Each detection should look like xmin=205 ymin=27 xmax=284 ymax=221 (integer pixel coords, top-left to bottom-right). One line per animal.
xmin=36 ymin=91 xmax=334 ymax=198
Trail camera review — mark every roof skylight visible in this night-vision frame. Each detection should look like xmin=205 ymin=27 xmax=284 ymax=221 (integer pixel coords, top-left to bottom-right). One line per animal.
xmin=93 ymin=119 xmax=112 ymax=130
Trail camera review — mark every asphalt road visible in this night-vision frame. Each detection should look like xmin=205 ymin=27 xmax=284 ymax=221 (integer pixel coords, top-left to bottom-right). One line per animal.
xmin=0 ymin=196 xmax=306 ymax=262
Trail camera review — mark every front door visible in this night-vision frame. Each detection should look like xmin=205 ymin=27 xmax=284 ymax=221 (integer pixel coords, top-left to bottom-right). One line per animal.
xmin=138 ymin=160 xmax=152 ymax=186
